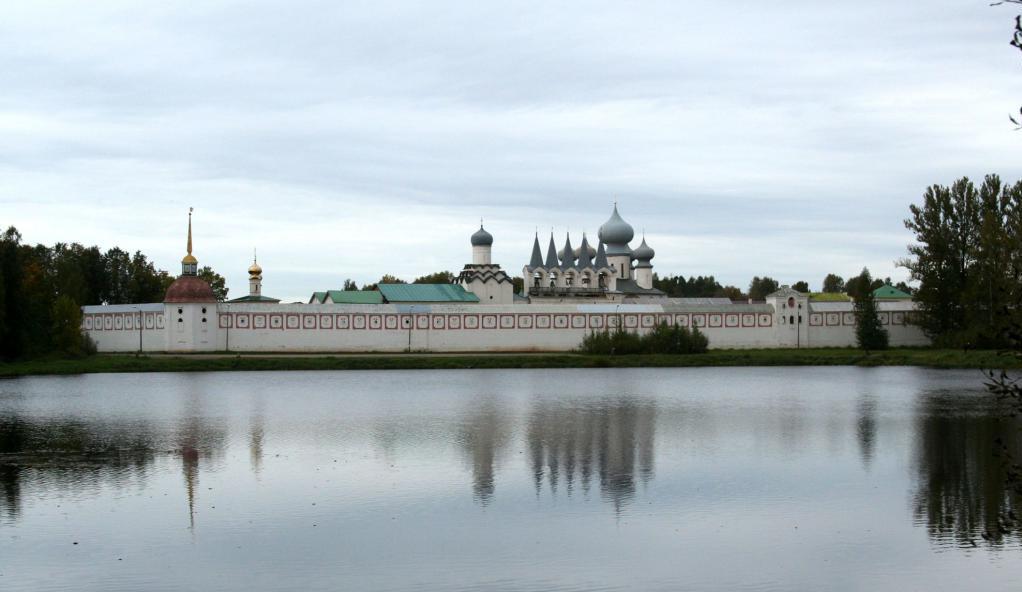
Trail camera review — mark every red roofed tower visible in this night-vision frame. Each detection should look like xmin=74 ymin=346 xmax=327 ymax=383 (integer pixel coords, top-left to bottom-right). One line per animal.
xmin=164 ymin=209 xmax=218 ymax=351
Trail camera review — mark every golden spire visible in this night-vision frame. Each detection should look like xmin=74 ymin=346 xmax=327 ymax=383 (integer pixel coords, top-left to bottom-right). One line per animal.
xmin=182 ymin=207 xmax=198 ymax=266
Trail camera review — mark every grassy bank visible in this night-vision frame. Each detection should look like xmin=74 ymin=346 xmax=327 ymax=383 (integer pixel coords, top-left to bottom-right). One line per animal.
xmin=1 ymin=348 xmax=1019 ymax=377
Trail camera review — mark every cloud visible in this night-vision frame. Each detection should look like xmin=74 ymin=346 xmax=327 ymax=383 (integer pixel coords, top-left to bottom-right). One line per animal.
xmin=1 ymin=0 xmax=1021 ymax=300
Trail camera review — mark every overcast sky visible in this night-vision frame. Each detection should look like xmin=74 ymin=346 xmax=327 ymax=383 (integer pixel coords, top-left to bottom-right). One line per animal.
xmin=2 ymin=1 xmax=1020 ymax=301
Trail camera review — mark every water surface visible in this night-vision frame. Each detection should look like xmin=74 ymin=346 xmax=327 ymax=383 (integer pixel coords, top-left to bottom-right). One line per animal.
xmin=1 ymin=367 xmax=1020 ymax=591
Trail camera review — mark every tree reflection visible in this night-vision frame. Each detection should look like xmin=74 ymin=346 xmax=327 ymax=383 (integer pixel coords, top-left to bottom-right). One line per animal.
xmin=526 ymin=397 xmax=656 ymax=511
xmin=856 ymin=394 xmax=877 ymax=470
xmin=912 ymin=391 xmax=1022 ymax=547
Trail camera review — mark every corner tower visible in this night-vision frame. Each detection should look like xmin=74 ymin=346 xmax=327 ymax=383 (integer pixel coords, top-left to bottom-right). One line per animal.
xmin=163 ymin=208 xmax=218 ymax=351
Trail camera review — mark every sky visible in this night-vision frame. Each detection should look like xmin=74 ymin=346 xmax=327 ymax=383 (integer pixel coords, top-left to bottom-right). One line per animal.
xmin=1 ymin=1 xmax=1020 ymax=302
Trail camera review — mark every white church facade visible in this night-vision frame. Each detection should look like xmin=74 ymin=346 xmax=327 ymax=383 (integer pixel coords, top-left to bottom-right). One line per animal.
xmin=80 ymin=206 xmax=928 ymax=353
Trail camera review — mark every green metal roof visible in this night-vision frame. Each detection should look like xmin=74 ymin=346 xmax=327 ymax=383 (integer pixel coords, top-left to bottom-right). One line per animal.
xmin=228 ymin=294 xmax=281 ymax=303
xmin=309 ymin=290 xmax=384 ymax=304
xmin=873 ymin=284 xmax=912 ymax=299
xmin=378 ymin=283 xmax=480 ymax=303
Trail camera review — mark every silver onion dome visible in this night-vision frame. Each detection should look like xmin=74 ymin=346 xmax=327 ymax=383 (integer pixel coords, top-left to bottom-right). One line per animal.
xmin=471 ymin=224 xmax=493 ymax=246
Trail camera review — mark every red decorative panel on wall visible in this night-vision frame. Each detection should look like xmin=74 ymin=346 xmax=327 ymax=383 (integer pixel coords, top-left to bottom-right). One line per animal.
xmin=269 ymin=314 xmax=284 ymax=330
xmin=691 ymin=314 xmax=706 ymax=327
xmin=741 ymin=314 xmax=755 ymax=327
xmin=115 ymin=316 xmax=123 ymax=330
xmin=481 ymin=315 xmax=498 ymax=329
xmin=500 ymin=315 xmax=516 ymax=329
xmin=517 ymin=315 xmax=533 ymax=329
xmin=758 ymin=314 xmax=771 ymax=327
xmin=369 ymin=314 xmax=383 ymax=330
xmin=433 ymin=315 xmax=446 ymax=330
xmin=675 ymin=314 xmax=689 ymax=327
xmin=842 ymin=312 xmax=855 ymax=325
xmin=535 ymin=315 xmax=551 ymax=329
xmin=641 ymin=315 xmax=655 ymax=328
xmin=892 ymin=312 xmax=904 ymax=325
xmin=335 ymin=314 xmax=349 ymax=329
xmin=571 ymin=314 xmax=586 ymax=329
xmin=624 ymin=315 xmax=638 ymax=329
xmin=236 ymin=314 xmax=250 ymax=329
xmin=219 ymin=314 xmax=231 ymax=329
xmin=449 ymin=315 xmax=462 ymax=330
xmin=553 ymin=314 xmax=569 ymax=329
xmin=286 ymin=315 xmax=300 ymax=329
xmin=384 ymin=315 xmax=397 ymax=330
xmin=725 ymin=314 xmax=739 ymax=328
xmin=84 ymin=316 xmax=94 ymax=330
xmin=464 ymin=315 xmax=479 ymax=329
xmin=352 ymin=315 xmax=366 ymax=330
xmin=708 ymin=314 xmax=722 ymax=328
xmin=416 ymin=315 xmax=429 ymax=330
xmin=589 ymin=315 xmax=604 ymax=329
xmin=879 ymin=312 xmax=890 ymax=325
xmin=321 ymin=315 xmax=334 ymax=330
xmin=826 ymin=313 xmax=840 ymax=326
xmin=809 ymin=313 xmax=822 ymax=326
xmin=104 ymin=316 xmax=113 ymax=330
xmin=303 ymin=315 xmax=318 ymax=329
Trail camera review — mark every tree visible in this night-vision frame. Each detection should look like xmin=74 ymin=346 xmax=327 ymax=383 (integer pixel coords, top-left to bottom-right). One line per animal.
xmin=854 ymin=272 xmax=888 ymax=351
xmin=822 ymin=274 xmax=845 ymax=293
xmin=413 ymin=271 xmax=454 ymax=284
xmin=721 ymin=286 xmax=744 ymax=300
xmin=51 ymin=294 xmax=83 ymax=356
xmin=342 ymin=278 xmax=358 ymax=291
xmin=362 ymin=274 xmax=406 ymax=291
xmin=993 ymin=2 xmax=1022 ymax=127
xmin=792 ymin=281 xmax=809 ymax=293
xmin=512 ymin=277 xmax=524 ymax=294
xmin=198 ymin=266 xmax=229 ymax=302
xmin=748 ymin=276 xmax=779 ymax=300
xmin=844 ymin=267 xmax=883 ymax=301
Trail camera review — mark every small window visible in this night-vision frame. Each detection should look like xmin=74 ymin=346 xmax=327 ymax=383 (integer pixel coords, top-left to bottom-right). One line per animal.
xmin=789 ymin=315 xmax=795 ymax=325
xmin=201 ymin=307 xmax=207 ymax=314
xmin=201 ymin=318 xmax=207 ymax=323
xmin=178 ymin=308 xmax=183 ymax=314
xmin=177 ymin=318 xmax=183 ymax=323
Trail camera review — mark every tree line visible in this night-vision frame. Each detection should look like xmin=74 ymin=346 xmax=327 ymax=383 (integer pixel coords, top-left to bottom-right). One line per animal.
xmin=900 ymin=175 xmax=1022 ymax=347
xmin=0 ymin=226 xmax=225 ymax=359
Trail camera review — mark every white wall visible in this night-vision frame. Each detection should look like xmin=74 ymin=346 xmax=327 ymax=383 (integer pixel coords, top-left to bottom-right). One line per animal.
xmin=82 ymin=301 xmax=928 ymax=353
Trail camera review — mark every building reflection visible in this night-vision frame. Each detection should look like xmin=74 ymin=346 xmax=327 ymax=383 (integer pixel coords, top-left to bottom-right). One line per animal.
xmin=458 ymin=396 xmax=511 ymax=505
xmin=526 ymin=397 xmax=656 ymax=511
xmin=911 ymin=391 xmax=1022 ymax=547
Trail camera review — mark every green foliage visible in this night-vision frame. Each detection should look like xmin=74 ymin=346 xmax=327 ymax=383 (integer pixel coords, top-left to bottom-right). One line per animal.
xmin=50 ymin=295 xmax=83 ymax=356
xmin=810 ymin=292 xmax=851 ymax=302
xmin=748 ymin=276 xmax=779 ymax=300
xmin=413 ymin=271 xmax=455 ymax=284
xmin=579 ymin=322 xmax=708 ymax=355
xmin=342 ymin=278 xmax=358 ymax=291
xmin=854 ymin=272 xmax=889 ymax=351
xmin=822 ymin=274 xmax=845 ymax=293
xmin=844 ymin=267 xmax=885 ymax=301
xmin=362 ymin=274 xmax=407 ymax=291
xmin=512 ymin=277 xmax=524 ymax=295
xmin=792 ymin=281 xmax=809 ymax=293
xmin=0 ymin=225 xmax=183 ymax=360
xmin=198 ymin=266 xmax=228 ymax=301
xmin=901 ymin=175 xmax=1022 ymax=347
xmin=652 ymin=274 xmax=738 ymax=298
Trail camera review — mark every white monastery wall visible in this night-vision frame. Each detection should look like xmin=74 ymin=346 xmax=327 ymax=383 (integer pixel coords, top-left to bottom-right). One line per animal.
xmin=82 ymin=301 xmax=928 ymax=353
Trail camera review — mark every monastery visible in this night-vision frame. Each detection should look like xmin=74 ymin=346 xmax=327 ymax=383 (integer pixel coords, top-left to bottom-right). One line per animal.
xmin=80 ymin=206 xmax=927 ymax=352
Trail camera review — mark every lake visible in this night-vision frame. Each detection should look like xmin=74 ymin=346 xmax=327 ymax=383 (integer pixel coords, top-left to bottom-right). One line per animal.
xmin=1 ymin=367 xmax=1020 ymax=591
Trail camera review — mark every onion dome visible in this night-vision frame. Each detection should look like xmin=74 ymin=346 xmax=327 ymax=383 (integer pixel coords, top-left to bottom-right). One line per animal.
xmin=633 ymin=237 xmax=655 ymax=261
xmin=471 ymin=224 xmax=493 ymax=246
xmin=597 ymin=204 xmax=635 ymax=246
xmin=164 ymin=276 xmax=217 ymax=303
xmin=573 ymin=238 xmax=597 ymax=259
xmin=248 ymin=261 xmax=262 ymax=276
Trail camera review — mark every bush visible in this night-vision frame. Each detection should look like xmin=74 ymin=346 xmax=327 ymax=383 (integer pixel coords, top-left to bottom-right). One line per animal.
xmin=51 ymin=295 xmax=83 ymax=356
xmin=579 ymin=322 xmax=708 ymax=355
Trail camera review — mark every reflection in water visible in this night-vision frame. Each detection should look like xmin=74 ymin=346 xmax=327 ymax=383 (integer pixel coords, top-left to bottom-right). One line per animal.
xmin=527 ymin=397 xmax=656 ymax=511
xmin=458 ymin=396 xmax=511 ymax=505
xmin=912 ymin=391 xmax=1022 ymax=547
xmin=857 ymin=394 xmax=877 ymax=470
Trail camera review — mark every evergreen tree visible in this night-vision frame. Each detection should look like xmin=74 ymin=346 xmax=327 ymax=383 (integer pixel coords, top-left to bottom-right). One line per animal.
xmin=854 ymin=273 xmax=889 ymax=351
xmin=50 ymin=295 xmax=83 ymax=356
xmin=792 ymin=281 xmax=809 ymax=293
xmin=342 ymin=279 xmax=358 ymax=291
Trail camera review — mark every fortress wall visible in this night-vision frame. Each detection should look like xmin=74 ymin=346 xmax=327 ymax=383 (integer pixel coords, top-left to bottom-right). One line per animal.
xmin=82 ymin=301 xmax=927 ymax=353
xmin=81 ymin=304 xmax=167 ymax=352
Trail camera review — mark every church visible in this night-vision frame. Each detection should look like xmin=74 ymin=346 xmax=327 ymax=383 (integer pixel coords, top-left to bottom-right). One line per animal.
xmin=79 ymin=205 xmax=928 ymax=353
